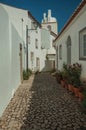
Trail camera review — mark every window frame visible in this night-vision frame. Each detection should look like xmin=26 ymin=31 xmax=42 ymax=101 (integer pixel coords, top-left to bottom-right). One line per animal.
xmin=35 ymin=39 xmax=38 ymax=49
xmin=79 ymin=27 xmax=86 ymax=60
xmin=31 ymin=52 xmax=34 ymax=62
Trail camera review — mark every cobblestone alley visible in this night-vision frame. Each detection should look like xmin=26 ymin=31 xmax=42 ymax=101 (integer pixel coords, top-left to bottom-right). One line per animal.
xmin=0 ymin=73 xmax=86 ymax=130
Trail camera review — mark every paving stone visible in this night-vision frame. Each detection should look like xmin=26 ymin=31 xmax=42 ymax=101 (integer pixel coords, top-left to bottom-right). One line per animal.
xmin=0 ymin=73 xmax=86 ymax=130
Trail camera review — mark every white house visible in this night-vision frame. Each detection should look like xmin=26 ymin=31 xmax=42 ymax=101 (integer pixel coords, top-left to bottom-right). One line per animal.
xmin=0 ymin=3 xmax=58 ymax=116
xmin=0 ymin=3 xmax=41 ymax=116
xmin=41 ymin=10 xmax=58 ymax=71
xmin=54 ymin=0 xmax=86 ymax=81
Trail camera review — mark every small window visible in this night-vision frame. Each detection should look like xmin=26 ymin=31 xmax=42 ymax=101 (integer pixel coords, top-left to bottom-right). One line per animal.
xmin=35 ymin=39 xmax=38 ymax=49
xmin=59 ymin=45 xmax=62 ymax=59
xmin=79 ymin=27 xmax=86 ymax=60
xmin=31 ymin=52 xmax=34 ymax=61
xmin=83 ymin=34 xmax=86 ymax=56
xmin=47 ymin=25 xmax=51 ymax=31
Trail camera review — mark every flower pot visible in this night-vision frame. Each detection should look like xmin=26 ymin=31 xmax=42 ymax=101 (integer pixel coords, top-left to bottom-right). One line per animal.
xmin=78 ymin=92 xmax=84 ymax=101
xmin=56 ymin=76 xmax=61 ymax=84
xmin=68 ymin=84 xmax=74 ymax=93
xmin=68 ymin=84 xmax=71 ymax=91
xmin=64 ymin=83 xmax=68 ymax=89
xmin=73 ymin=87 xmax=80 ymax=97
xmin=61 ymin=80 xmax=65 ymax=87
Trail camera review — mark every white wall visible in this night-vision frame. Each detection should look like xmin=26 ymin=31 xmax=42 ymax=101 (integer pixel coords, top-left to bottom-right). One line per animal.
xmin=0 ymin=5 xmax=11 ymax=116
xmin=55 ymin=5 xmax=86 ymax=80
xmin=0 ymin=4 xmax=29 ymax=116
xmin=48 ymin=34 xmax=56 ymax=55
xmin=42 ymin=22 xmax=58 ymax=34
xmin=0 ymin=4 xmax=31 ymax=70
xmin=28 ymin=28 xmax=42 ymax=71
xmin=0 ymin=3 xmax=57 ymax=116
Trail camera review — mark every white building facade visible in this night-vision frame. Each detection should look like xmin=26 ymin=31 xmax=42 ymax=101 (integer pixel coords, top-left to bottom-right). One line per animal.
xmin=54 ymin=0 xmax=86 ymax=81
xmin=0 ymin=3 xmax=58 ymax=116
xmin=0 ymin=3 xmax=42 ymax=116
xmin=41 ymin=10 xmax=58 ymax=71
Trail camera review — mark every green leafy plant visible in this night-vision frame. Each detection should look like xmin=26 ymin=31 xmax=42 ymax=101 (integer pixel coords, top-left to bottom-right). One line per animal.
xmin=70 ymin=63 xmax=82 ymax=87
xmin=23 ymin=69 xmax=32 ymax=80
xmin=82 ymin=98 xmax=86 ymax=109
xmin=62 ymin=63 xmax=82 ymax=87
xmin=56 ymin=70 xmax=63 ymax=83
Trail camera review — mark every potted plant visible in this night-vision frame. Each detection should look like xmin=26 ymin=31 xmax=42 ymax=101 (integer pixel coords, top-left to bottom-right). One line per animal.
xmin=64 ymin=64 xmax=74 ymax=93
xmin=78 ymin=87 xmax=84 ymax=101
xmin=71 ymin=63 xmax=82 ymax=97
xmin=56 ymin=70 xmax=63 ymax=84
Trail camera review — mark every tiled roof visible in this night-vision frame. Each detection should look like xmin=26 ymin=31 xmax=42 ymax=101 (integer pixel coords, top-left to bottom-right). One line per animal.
xmin=54 ymin=0 xmax=86 ymax=42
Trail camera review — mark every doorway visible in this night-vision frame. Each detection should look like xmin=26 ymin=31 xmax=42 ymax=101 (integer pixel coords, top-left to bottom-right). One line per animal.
xmin=19 ymin=43 xmax=23 ymax=83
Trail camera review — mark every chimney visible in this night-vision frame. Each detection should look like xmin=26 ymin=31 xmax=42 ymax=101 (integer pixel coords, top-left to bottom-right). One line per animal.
xmin=43 ymin=13 xmax=47 ymax=22
xmin=48 ymin=10 xmax=51 ymax=22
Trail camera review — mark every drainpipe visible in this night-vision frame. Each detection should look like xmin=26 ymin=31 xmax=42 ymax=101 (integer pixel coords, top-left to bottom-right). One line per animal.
xmin=26 ymin=25 xmax=28 ymax=73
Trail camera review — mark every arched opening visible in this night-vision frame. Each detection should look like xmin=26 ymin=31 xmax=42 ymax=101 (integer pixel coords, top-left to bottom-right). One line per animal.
xmin=47 ymin=25 xmax=51 ymax=31
xmin=67 ymin=36 xmax=71 ymax=65
xmin=56 ymin=46 xmax=58 ymax=70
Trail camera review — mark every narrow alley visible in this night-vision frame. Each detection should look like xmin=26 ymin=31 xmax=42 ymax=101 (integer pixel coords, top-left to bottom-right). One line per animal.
xmin=0 ymin=73 xmax=86 ymax=130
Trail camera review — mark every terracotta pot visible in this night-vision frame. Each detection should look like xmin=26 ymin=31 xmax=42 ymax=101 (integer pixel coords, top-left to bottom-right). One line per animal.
xmin=65 ymin=83 xmax=68 ymax=89
xmin=61 ymin=80 xmax=65 ymax=87
xmin=68 ymin=84 xmax=74 ymax=93
xmin=73 ymin=87 xmax=80 ymax=97
xmin=68 ymin=84 xmax=71 ymax=91
xmin=78 ymin=92 xmax=84 ymax=101
xmin=56 ymin=77 xmax=61 ymax=84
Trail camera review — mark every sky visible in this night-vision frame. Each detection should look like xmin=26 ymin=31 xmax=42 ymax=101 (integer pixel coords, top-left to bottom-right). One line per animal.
xmin=0 ymin=0 xmax=82 ymax=32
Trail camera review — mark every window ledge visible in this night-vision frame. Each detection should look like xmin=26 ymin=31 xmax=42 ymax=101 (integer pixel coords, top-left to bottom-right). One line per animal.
xmin=79 ymin=57 xmax=86 ymax=61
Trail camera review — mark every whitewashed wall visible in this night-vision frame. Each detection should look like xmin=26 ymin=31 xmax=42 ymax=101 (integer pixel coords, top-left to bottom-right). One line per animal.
xmin=42 ymin=22 xmax=58 ymax=34
xmin=48 ymin=34 xmax=56 ymax=55
xmin=0 ymin=3 xmax=57 ymax=116
xmin=55 ymin=5 xmax=86 ymax=80
xmin=1 ymin=3 xmax=31 ymax=69
xmin=0 ymin=4 xmax=31 ymax=116
xmin=0 ymin=5 xmax=11 ymax=116
xmin=28 ymin=28 xmax=42 ymax=71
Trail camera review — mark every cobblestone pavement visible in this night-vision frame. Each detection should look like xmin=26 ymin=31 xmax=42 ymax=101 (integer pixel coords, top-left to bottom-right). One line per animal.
xmin=0 ymin=73 xmax=86 ymax=130
xmin=21 ymin=73 xmax=86 ymax=130
xmin=0 ymin=75 xmax=35 ymax=130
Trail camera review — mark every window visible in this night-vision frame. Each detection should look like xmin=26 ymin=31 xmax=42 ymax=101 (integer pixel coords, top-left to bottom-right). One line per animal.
xmin=47 ymin=25 xmax=51 ymax=31
xmin=35 ymin=39 xmax=38 ymax=49
xmin=79 ymin=27 xmax=86 ymax=60
xmin=83 ymin=34 xmax=86 ymax=56
xmin=31 ymin=52 xmax=34 ymax=61
xmin=67 ymin=36 xmax=71 ymax=65
xmin=56 ymin=46 xmax=58 ymax=68
xmin=36 ymin=57 xmax=39 ymax=66
xmin=59 ymin=45 xmax=62 ymax=59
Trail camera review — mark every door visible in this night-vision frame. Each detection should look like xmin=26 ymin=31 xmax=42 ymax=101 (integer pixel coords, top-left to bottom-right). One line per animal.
xmin=56 ymin=46 xmax=58 ymax=70
xmin=67 ymin=36 xmax=71 ymax=65
xmin=19 ymin=43 xmax=23 ymax=83
xmin=36 ymin=57 xmax=40 ymax=71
